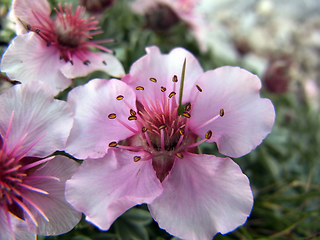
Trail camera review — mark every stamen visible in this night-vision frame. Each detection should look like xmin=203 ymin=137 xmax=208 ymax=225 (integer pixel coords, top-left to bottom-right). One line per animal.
xmin=142 ymin=127 xmax=148 ymax=133
xmin=169 ymin=91 xmax=176 ymax=98
xmin=130 ymin=109 xmax=136 ymax=116
xmin=133 ymin=156 xmax=141 ymax=162
xmin=116 ymin=95 xmax=124 ymax=100
xmin=21 ymin=194 xmax=49 ymax=222
xmin=150 ymin=77 xmax=157 ymax=83
xmin=220 ymin=108 xmax=225 ymax=117
xmin=182 ymin=112 xmax=191 ymax=118
xmin=128 ymin=115 xmax=137 ymax=121
xmin=176 ymin=152 xmax=184 ymax=159
xmin=205 ymin=130 xmax=212 ymax=139
xmin=108 ymin=113 xmax=117 ymax=119
xmin=12 ymin=196 xmax=38 ymax=226
xmin=173 ymin=75 xmax=178 ymax=82
xmin=161 ymin=86 xmax=166 ymax=92
xmin=109 ymin=141 xmax=117 ymax=147
xmin=16 ymin=183 xmax=49 ymax=195
xmin=136 ymin=86 xmax=144 ymax=90
xmin=196 ymin=84 xmax=203 ymax=92
xmin=184 ymin=103 xmax=191 ymax=112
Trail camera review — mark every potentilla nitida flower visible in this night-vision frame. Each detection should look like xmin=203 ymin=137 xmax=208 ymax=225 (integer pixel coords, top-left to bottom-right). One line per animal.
xmin=0 ymin=81 xmax=81 ymax=240
xmin=65 ymin=46 xmax=275 ymax=240
xmin=0 ymin=0 xmax=124 ymax=95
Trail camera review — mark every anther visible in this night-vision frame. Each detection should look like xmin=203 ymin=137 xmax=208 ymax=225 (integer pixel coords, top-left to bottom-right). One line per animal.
xmin=179 ymin=128 xmax=185 ymax=135
xmin=159 ymin=124 xmax=166 ymax=130
xmin=134 ymin=156 xmax=141 ymax=162
xmin=169 ymin=91 xmax=176 ymax=98
xmin=182 ymin=112 xmax=191 ymax=118
xmin=109 ymin=142 xmax=117 ymax=147
xmin=70 ymin=60 xmax=74 ymax=65
xmin=136 ymin=86 xmax=144 ymax=90
xmin=26 ymin=24 xmax=31 ymax=31
xmin=108 ymin=113 xmax=116 ymax=119
xmin=142 ymin=127 xmax=147 ymax=133
xmin=184 ymin=103 xmax=191 ymax=112
xmin=220 ymin=108 xmax=225 ymax=117
xmin=128 ymin=115 xmax=137 ymax=121
xmin=196 ymin=84 xmax=203 ymax=92
xmin=35 ymin=29 xmax=41 ymax=34
xmin=130 ymin=109 xmax=136 ymax=116
xmin=83 ymin=60 xmax=90 ymax=65
xmin=176 ymin=152 xmax=184 ymax=159
xmin=150 ymin=77 xmax=157 ymax=83
xmin=173 ymin=75 xmax=178 ymax=82
xmin=161 ymin=86 xmax=166 ymax=92
xmin=205 ymin=130 xmax=212 ymax=139
xmin=116 ymin=95 xmax=124 ymax=100
xmin=102 ymin=60 xmax=107 ymax=65
xmin=47 ymin=42 xmax=51 ymax=47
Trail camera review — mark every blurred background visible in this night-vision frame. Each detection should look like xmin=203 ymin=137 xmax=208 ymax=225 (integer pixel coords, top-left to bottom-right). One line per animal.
xmin=1 ymin=0 xmax=319 ymax=239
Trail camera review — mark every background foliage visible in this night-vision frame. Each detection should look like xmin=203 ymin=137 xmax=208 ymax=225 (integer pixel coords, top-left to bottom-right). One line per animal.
xmin=1 ymin=0 xmax=319 ymax=239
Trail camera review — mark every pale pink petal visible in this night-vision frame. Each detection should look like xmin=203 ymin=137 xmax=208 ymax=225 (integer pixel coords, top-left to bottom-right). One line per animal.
xmin=122 ymin=46 xmax=203 ymax=106
xmin=11 ymin=0 xmax=51 ymax=34
xmin=189 ymin=66 xmax=275 ymax=158
xmin=60 ymin=52 xmax=125 ymax=79
xmin=0 ymin=33 xmax=71 ymax=95
xmin=0 ymin=208 xmax=35 ymax=240
xmin=0 ymin=81 xmax=73 ymax=158
xmin=149 ymin=153 xmax=253 ymax=240
xmin=22 ymin=156 xmax=81 ymax=235
xmin=66 ymin=79 xmax=137 ymax=159
xmin=66 ymin=149 xmax=163 ymax=230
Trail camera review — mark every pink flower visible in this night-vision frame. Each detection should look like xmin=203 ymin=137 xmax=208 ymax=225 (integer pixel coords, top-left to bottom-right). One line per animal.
xmin=0 ymin=81 xmax=81 ymax=240
xmin=0 ymin=0 xmax=125 ymax=95
xmin=65 ymin=46 xmax=275 ymax=239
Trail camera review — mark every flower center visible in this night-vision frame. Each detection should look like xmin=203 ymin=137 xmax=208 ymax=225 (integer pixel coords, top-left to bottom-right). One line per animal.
xmin=22 ymin=3 xmax=113 ymax=63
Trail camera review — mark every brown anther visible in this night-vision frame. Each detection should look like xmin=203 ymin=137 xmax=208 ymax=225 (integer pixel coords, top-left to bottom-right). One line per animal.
xmin=184 ymin=103 xmax=191 ymax=112
xmin=196 ymin=84 xmax=203 ymax=92
xmin=116 ymin=95 xmax=124 ymax=100
xmin=108 ymin=113 xmax=116 ymax=119
xmin=176 ymin=152 xmax=184 ymax=159
xmin=70 ymin=60 xmax=74 ymax=65
xmin=159 ymin=124 xmax=166 ymax=130
xmin=179 ymin=128 xmax=185 ymax=135
xmin=142 ymin=127 xmax=148 ymax=133
xmin=205 ymin=130 xmax=212 ymax=139
xmin=182 ymin=112 xmax=191 ymax=118
xmin=109 ymin=142 xmax=117 ymax=147
xmin=26 ymin=24 xmax=31 ymax=31
xmin=161 ymin=86 xmax=166 ymax=92
xmin=130 ymin=109 xmax=136 ymax=116
xmin=128 ymin=115 xmax=137 ymax=121
xmin=220 ymin=108 xmax=225 ymax=117
xmin=83 ymin=60 xmax=90 ymax=65
xmin=173 ymin=75 xmax=178 ymax=82
xmin=150 ymin=77 xmax=157 ymax=83
xmin=134 ymin=156 xmax=141 ymax=162
xmin=169 ymin=91 xmax=176 ymax=98
xmin=136 ymin=86 xmax=144 ymax=90
xmin=102 ymin=60 xmax=107 ymax=65
xmin=35 ymin=29 xmax=40 ymax=34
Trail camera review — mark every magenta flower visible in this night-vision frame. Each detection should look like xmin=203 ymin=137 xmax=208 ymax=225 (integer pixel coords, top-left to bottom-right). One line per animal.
xmin=65 ymin=46 xmax=275 ymax=239
xmin=0 ymin=81 xmax=81 ymax=240
xmin=0 ymin=0 xmax=125 ymax=94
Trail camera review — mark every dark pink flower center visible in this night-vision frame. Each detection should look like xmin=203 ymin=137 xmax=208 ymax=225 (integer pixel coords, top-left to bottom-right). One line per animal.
xmin=25 ymin=3 xmax=112 ymax=63
xmin=0 ymin=115 xmax=54 ymax=226
xmin=108 ymin=76 xmax=222 ymax=181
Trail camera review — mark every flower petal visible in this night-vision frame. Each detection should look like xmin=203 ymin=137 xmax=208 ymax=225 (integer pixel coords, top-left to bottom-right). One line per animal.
xmin=189 ymin=66 xmax=275 ymax=157
xmin=122 ymin=46 xmax=203 ymax=106
xmin=60 ymin=52 xmax=125 ymax=79
xmin=149 ymin=153 xmax=253 ymax=240
xmin=22 ymin=156 xmax=81 ymax=235
xmin=66 ymin=78 xmax=137 ymax=159
xmin=0 ymin=208 xmax=35 ymax=240
xmin=65 ymin=149 xmax=163 ymax=230
xmin=0 ymin=81 xmax=73 ymax=158
xmin=0 ymin=33 xmax=71 ymax=95
xmin=11 ymin=0 xmax=51 ymax=34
